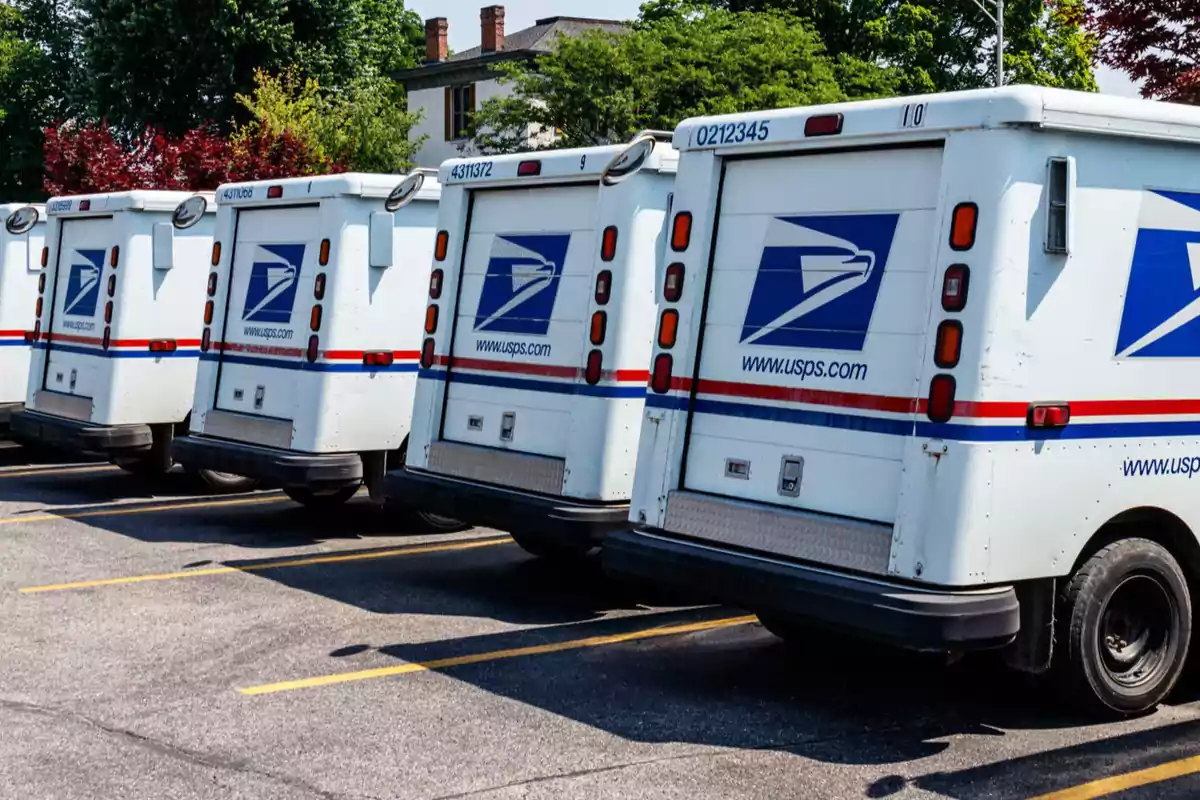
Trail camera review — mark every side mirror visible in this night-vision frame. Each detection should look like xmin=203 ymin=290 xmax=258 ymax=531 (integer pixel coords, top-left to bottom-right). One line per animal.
xmin=369 ymin=212 xmax=394 ymax=268
xmin=5 ymin=206 xmax=39 ymax=235
xmin=152 ymin=223 xmax=174 ymax=270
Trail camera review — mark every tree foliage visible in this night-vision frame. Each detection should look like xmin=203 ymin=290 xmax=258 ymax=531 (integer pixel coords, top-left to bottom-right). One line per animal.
xmin=77 ymin=0 xmax=424 ymax=134
xmin=691 ymin=0 xmax=1097 ymax=93
xmin=471 ymin=2 xmax=899 ymax=153
xmin=42 ymin=120 xmax=339 ymax=195
xmin=1091 ymin=0 xmax=1199 ymax=104
xmin=234 ymin=68 xmax=426 ymax=173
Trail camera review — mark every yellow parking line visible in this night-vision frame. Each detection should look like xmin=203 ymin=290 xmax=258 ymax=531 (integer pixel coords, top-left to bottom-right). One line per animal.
xmin=1029 ymin=753 xmax=1200 ymax=799
xmin=20 ymin=535 xmax=510 ymax=594
xmin=240 ymin=615 xmax=758 ymax=696
xmin=0 ymin=464 xmax=117 ymax=479
xmin=0 ymin=493 xmax=286 ymax=528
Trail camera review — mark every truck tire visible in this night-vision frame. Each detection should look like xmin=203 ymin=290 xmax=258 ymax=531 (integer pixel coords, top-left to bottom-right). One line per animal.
xmin=194 ymin=468 xmax=260 ymax=494
xmin=756 ymin=613 xmax=811 ymax=644
xmin=509 ymin=529 xmax=593 ymax=561
xmin=284 ymin=485 xmax=359 ymax=509
xmin=1056 ymin=537 xmax=1191 ymax=717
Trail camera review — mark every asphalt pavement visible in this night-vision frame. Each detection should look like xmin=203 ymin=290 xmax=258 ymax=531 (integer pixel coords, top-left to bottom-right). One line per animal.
xmin=2 ymin=450 xmax=1200 ymax=799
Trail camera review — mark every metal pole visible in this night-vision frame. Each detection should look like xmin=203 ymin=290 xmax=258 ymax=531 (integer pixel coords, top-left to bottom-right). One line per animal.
xmin=996 ymin=0 xmax=1004 ymax=87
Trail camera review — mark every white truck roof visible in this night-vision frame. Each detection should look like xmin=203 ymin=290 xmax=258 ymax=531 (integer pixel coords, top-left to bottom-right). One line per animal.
xmin=46 ymin=191 xmax=215 ymax=217
xmin=676 ymin=86 xmax=1200 ymax=151
xmin=215 ymin=171 xmax=442 ymax=207
xmin=440 ymin=140 xmax=678 ymax=187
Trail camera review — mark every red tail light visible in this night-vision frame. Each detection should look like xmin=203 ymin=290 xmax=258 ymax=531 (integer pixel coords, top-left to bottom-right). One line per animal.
xmin=950 ymin=203 xmax=979 ymax=251
xmin=104 ymin=301 xmax=113 ymax=324
xmin=306 ymin=335 xmax=319 ymax=363
xmin=108 ymin=275 xmax=117 ymax=297
xmin=149 ymin=339 xmax=177 ymax=353
xmin=310 ymin=305 xmax=322 ymax=332
xmin=203 ymin=301 xmax=214 ymax=325
xmin=664 ymin=263 xmax=685 ymax=302
xmin=314 ymin=273 xmax=326 ymax=300
xmin=518 ymin=160 xmax=542 ymax=176
xmin=601 ymin=226 xmax=618 ymax=262
xmin=1028 ymin=403 xmax=1071 ymax=429
xmin=424 ymin=304 xmax=439 ymax=334
xmin=585 ymin=350 xmax=602 ymax=385
xmin=420 ymin=338 xmax=435 ymax=369
xmin=933 ymin=320 xmax=962 ymax=368
xmin=804 ymin=113 xmax=844 ymax=137
xmin=40 ymin=247 xmax=48 ymax=268
xmin=211 ymin=242 xmax=222 ymax=266
xmin=319 ymin=238 xmax=331 ymax=266
xmin=429 ymin=269 xmax=443 ymax=299
xmin=38 ymin=273 xmax=45 ymax=294
xmin=435 ymin=231 xmax=449 ymax=261
xmin=595 ymin=270 xmax=612 ymax=305
xmin=927 ymin=375 xmax=956 ymax=423
xmin=35 ymin=298 xmax=42 ymax=318
xmin=32 ymin=321 xmax=41 ymax=342
xmin=942 ymin=264 xmax=969 ymax=312
xmin=267 ymin=185 xmax=283 ymax=199
xmin=109 ymin=246 xmax=119 ymax=268
xmin=589 ymin=311 xmax=607 ymax=345
xmin=651 ymin=354 xmax=673 ymax=394
xmin=78 ymin=199 xmax=91 ymax=211
xmin=201 ymin=328 xmax=211 ymax=352
xmin=24 ymin=330 xmax=34 ymax=343
xmin=671 ymin=213 xmax=692 ymax=252
xmin=102 ymin=326 xmax=111 ymax=350
xmin=363 ymin=351 xmax=395 ymax=367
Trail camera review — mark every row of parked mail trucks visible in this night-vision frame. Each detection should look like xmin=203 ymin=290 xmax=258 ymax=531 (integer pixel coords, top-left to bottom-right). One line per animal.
xmin=7 ymin=86 xmax=1200 ymax=717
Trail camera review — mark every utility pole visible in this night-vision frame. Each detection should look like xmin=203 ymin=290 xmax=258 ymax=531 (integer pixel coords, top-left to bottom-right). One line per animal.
xmin=969 ymin=0 xmax=1005 ymax=87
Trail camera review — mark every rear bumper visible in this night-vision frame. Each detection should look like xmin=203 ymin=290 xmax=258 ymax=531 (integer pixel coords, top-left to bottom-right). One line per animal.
xmin=172 ymin=435 xmax=362 ymax=490
xmin=604 ymin=529 xmax=1021 ymax=651
xmin=10 ymin=409 xmax=153 ymax=455
xmin=0 ymin=402 xmax=23 ymax=427
xmin=385 ymin=467 xmax=629 ymax=543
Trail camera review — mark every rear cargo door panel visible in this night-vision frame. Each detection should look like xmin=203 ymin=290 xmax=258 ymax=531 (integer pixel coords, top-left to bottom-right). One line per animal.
xmin=682 ymin=148 xmax=943 ymax=523
xmin=214 ymin=205 xmax=319 ymax=419
xmin=44 ymin=217 xmax=112 ymax=398
xmin=442 ymin=185 xmax=597 ymax=459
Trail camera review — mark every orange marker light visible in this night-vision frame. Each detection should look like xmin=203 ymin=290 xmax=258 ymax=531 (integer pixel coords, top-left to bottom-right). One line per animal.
xmin=934 ymin=320 xmax=962 ymax=368
xmin=671 ymin=213 xmax=693 ymax=252
xmin=950 ymin=203 xmax=979 ymax=251
xmin=658 ymin=309 xmax=679 ymax=349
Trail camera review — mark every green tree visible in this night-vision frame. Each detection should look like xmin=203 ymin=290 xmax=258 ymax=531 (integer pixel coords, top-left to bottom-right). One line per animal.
xmin=0 ymin=1 xmax=79 ymax=198
xmin=235 ymin=67 xmax=426 ymax=173
xmin=471 ymin=2 xmax=899 ymax=153
xmin=77 ymin=0 xmax=424 ymax=134
xmin=690 ymin=0 xmax=1096 ymax=92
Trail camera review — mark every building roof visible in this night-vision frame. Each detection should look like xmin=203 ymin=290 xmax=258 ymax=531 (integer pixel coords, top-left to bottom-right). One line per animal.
xmin=394 ymin=16 xmax=628 ymax=89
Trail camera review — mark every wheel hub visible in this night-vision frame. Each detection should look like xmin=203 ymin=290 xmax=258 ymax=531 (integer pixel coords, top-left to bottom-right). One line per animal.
xmin=1099 ymin=574 xmax=1173 ymax=689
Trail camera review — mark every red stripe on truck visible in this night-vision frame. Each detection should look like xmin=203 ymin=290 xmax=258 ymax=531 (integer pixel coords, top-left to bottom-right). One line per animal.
xmin=435 ymin=355 xmax=648 ymax=383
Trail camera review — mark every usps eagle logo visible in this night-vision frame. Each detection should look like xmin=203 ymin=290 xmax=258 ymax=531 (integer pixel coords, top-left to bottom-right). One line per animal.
xmin=474 ymin=234 xmax=571 ymax=335
xmin=243 ymin=244 xmax=305 ymax=324
xmin=1115 ymin=190 xmax=1200 ymax=358
xmin=740 ymin=214 xmax=900 ymax=351
xmin=63 ymin=249 xmax=105 ymax=317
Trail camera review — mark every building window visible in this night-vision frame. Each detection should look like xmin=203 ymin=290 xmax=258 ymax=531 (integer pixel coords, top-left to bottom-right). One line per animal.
xmin=445 ymin=84 xmax=476 ymax=141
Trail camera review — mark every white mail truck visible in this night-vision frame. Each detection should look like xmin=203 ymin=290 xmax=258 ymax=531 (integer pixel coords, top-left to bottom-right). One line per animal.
xmin=388 ymin=137 xmax=677 ymax=558
xmin=605 ymin=87 xmax=1200 ymax=715
xmin=12 ymin=192 xmax=219 ymax=475
xmin=171 ymin=172 xmax=459 ymax=522
xmin=0 ymin=205 xmax=46 ymax=427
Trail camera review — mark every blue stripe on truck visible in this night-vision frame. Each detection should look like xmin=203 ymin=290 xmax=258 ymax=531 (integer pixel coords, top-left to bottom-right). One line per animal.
xmin=418 ymin=368 xmax=646 ymax=399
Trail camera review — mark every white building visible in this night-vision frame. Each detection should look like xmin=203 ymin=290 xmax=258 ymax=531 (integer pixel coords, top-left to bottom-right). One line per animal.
xmin=397 ymin=6 xmax=626 ymax=169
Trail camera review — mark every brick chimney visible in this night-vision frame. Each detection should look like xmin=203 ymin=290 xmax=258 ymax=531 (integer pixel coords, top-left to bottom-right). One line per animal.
xmin=425 ymin=17 xmax=448 ymax=63
xmin=481 ymin=5 xmax=505 ymax=54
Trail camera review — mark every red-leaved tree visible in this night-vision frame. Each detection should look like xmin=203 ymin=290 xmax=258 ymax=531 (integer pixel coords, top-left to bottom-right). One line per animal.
xmin=43 ymin=121 xmax=341 ymax=195
xmin=1091 ymin=1 xmax=1200 ymax=104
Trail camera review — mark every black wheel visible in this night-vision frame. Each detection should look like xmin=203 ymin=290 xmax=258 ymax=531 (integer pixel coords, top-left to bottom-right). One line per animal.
xmin=386 ymin=437 xmax=467 ymax=532
xmin=756 ymin=612 xmax=811 ymax=643
xmin=509 ymin=529 xmax=594 ymax=561
xmin=284 ymin=484 xmax=359 ymax=509
xmin=193 ymin=468 xmax=260 ymax=494
xmin=1056 ymin=538 xmax=1191 ymax=717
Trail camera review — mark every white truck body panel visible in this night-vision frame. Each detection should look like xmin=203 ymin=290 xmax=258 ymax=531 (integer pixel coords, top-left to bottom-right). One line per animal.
xmin=632 ymin=86 xmax=1200 ymax=587
xmin=190 ymin=173 xmax=441 ymax=454
xmin=27 ymin=192 xmax=214 ymax=425
xmin=0 ymin=204 xmax=46 ymax=407
xmin=407 ymin=143 xmax=677 ymax=501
